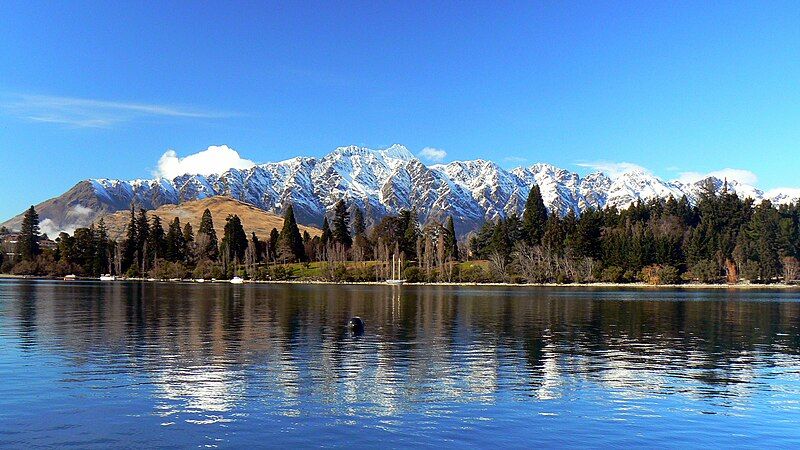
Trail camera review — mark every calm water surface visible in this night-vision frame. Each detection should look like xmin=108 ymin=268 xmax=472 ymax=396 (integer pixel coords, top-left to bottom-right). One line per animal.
xmin=1 ymin=280 xmax=799 ymax=448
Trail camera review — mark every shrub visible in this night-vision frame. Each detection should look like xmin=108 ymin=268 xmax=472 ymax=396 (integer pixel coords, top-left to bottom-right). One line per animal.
xmin=739 ymin=260 xmax=761 ymax=283
xmin=330 ymin=265 xmax=348 ymax=282
xmin=686 ymin=259 xmax=719 ymax=283
xmin=150 ymin=261 xmax=189 ymax=280
xmin=269 ymin=265 xmax=293 ymax=281
xmin=460 ymin=264 xmax=488 ymax=283
xmin=601 ymin=266 xmax=625 ymax=283
xmin=349 ymin=267 xmax=374 ymax=282
xmin=640 ymin=264 xmax=680 ymax=285
xmin=192 ymin=259 xmax=216 ymax=279
xmin=11 ymin=259 xmax=39 ymax=275
xmin=403 ymin=266 xmax=423 ymax=282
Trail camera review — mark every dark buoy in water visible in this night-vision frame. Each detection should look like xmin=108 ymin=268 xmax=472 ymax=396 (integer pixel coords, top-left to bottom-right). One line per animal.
xmin=347 ymin=317 xmax=365 ymax=336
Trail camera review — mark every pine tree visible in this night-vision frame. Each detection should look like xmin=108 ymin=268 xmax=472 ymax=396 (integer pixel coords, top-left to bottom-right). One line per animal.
xmin=17 ymin=206 xmax=41 ymax=261
xmin=401 ymin=210 xmax=419 ymax=259
xmin=147 ymin=215 xmax=166 ymax=266
xmin=251 ymin=232 xmax=263 ymax=262
xmin=122 ymin=206 xmax=138 ymax=272
xmin=221 ymin=215 xmax=248 ymax=263
xmin=277 ymin=205 xmax=306 ymax=262
xmin=332 ymin=200 xmax=352 ymax=247
xmin=72 ymin=227 xmax=96 ymax=273
xmin=268 ymin=228 xmax=280 ymax=261
xmin=522 ymin=184 xmax=548 ymax=244
xmin=353 ymin=207 xmax=366 ymax=237
xmin=166 ymin=217 xmax=187 ymax=262
xmin=320 ymin=217 xmax=332 ymax=249
xmin=136 ymin=210 xmax=150 ymax=270
xmin=183 ymin=222 xmax=194 ymax=243
xmin=197 ymin=208 xmax=219 ymax=261
xmin=445 ymin=216 xmax=459 ymax=260
xmin=93 ymin=218 xmax=110 ymax=274
xmin=541 ymin=214 xmax=565 ymax=253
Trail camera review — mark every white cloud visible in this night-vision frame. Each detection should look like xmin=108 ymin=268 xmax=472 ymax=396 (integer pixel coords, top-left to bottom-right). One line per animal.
xmin=71 ymin=205 xmax=93 ymax=216
xmin=766 ymin=187 xmax=800 ymax=197
xmin=39 ymin=218 xmax=77 ymax=239
xmin=1 ymin=93 xmax=232 ymax=128
xmin=576 ymin=161 xmax=650 ymax=179
xmin=154 ymin=145 xmax=255 ymax=179
xmin=676 ymin=168 xmax=758 ymax=186
xmin=419 ymin=147 xmax=447 ymax=162
xmin=503 ymin=156 xmax=528 ymax=164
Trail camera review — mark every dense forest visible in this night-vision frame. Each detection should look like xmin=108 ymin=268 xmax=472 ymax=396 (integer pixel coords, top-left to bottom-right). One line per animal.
xmin=2 ymin=179 xmax=799 ymax=285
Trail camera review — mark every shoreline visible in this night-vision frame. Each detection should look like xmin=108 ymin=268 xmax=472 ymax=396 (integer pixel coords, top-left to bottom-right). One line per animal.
xmin=2 ymin=273 xmax=799 ymax=290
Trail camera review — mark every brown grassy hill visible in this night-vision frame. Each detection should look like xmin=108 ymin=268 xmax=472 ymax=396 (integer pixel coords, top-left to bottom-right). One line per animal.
xmin=102 ymin=196 xmax=320 ymax=241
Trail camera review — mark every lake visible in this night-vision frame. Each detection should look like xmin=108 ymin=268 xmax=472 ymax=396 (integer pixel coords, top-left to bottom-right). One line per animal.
xmin=1 ymin=280 xmax=799 ymax=448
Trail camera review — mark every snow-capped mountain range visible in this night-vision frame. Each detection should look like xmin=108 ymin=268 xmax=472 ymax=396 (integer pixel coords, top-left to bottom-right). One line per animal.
xmin=4 ymin=144 xmax=799 ymax=237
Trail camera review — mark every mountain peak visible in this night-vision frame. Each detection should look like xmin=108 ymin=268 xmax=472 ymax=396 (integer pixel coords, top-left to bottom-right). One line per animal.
xmin=7 ymin=144 xmax=800 ymax=238
xmin=328 ymin=144 xmax=415 ymax=162
xmin=380 ymin=144 xmax=415 ymax=161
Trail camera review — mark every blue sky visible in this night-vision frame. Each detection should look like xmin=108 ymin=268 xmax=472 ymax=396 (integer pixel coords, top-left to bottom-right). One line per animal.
xmin=1 ymin=1 xmax=799 ymax=220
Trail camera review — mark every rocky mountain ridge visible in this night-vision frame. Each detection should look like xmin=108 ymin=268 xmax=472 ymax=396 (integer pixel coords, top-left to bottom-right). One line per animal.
xmin=3 ymin=144 xmax=796 ymax=238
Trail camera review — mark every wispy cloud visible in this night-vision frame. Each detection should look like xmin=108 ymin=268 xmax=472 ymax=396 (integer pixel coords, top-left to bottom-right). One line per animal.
xmin=676 ymin=168 xmax=758 ymax=185
xmin=419 ymin=146 xmax=447 ymax=163
xmin=576 ymin=161 xmax=650 ymax=179
xmin=1 ymin=93 xmax=233 ymax=128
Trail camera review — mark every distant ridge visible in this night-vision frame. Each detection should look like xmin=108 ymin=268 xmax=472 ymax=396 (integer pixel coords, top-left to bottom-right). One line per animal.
xmin=3 ymin=144 xmax=799 ymax=238
xmin=99 ymin=196 xmax=320 ymax=241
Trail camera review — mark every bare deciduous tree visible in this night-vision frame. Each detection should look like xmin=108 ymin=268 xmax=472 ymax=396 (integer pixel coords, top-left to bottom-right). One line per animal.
xmin=783 ymin=256 xmax=799 ymax=283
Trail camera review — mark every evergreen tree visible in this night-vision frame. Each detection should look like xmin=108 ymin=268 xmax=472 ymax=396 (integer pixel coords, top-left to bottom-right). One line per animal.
xmin=401 ymin=210 xmax=419 ymax=258
xmin=197 ymin=208 xmax=219 ymax=261
xmin=136 ymin=210 xmax=150 ymax=270
xmin=445 ymin=216 xmax=459 ymax=260
xmin=332 ymin=200 xmax=352 ymax=247
xmin=72 ymin=227 xmax=96 ymax=273
xmin=746 ymin=200 xmax=781 ymax=281
xmin=183 ymin=222 xmax=194 ymax=244
xmin=221 ymin=215 xmax=248 ymax=263
xmin=469 ymin=221 xmax=495 ymax=259
xmin=541 ymin=214 xmax=565 ymax=253
xmin=93 ymin=218 xmax=110 ymax=274
xmin=320 ymin=217 xmax=332 ymax=249
xmin=147 ymin=215 xmax=166 ymax=265
xmin=268 ymin=228 xmax=280 ymax=261
xmin=277 ymin=205 xmax=306 ymax=262
xmin=166 ymin=217 xmax=187 ymax=262
xmin=489 ymin=218 xmax=511 ymax=260
xmin=353 ymin=207 xmax=366 ymax=237
xmin=17 ymin=206 xmax=41 ymax=261
xmin=522 ymin=184 xmax=548 ymax=244
xmin=122 ymin=206 xmax=138 ymax=272
xmin=251 ymin=232 xmax=263 ymax=262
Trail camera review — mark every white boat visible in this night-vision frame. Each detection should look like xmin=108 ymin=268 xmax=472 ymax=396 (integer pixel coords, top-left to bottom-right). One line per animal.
xmin=230 ymin=276 xmax=245 ymax=284
xmin=194 ymin=278 xmax=205 ymax=283
xmin=386 ymin=254 xmax=406 ymax=285
xmin=64 ymin=274 xmax=77 ymax=281
xmin=99 ymin=274 xmax=116 ymax=281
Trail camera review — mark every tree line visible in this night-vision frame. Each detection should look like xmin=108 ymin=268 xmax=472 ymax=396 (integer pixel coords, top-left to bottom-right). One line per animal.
xmin=468 ymin=180 xmax=800 ymax=284
xmin=3 ymin=179 xmax=800 ymax=284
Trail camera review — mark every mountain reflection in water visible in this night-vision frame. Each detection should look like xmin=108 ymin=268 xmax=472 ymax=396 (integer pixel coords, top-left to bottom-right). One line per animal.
xmin=1 ymin=280 xmax=799 ymax=448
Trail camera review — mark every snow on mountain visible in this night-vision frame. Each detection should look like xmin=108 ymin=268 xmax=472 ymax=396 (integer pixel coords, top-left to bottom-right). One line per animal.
xmin=9 ymin=143 xmax=800 ymax=237
xmin=605 ymin=168 xmax=685 ymax=209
